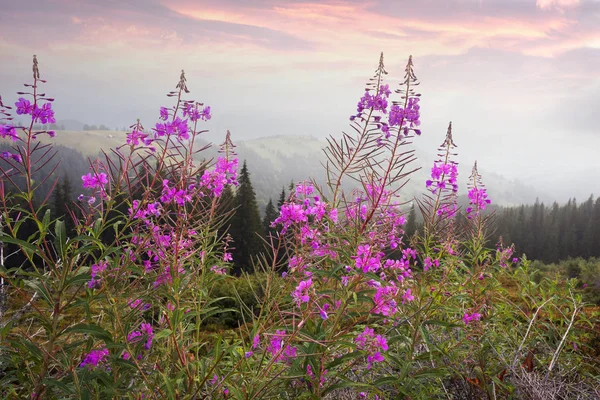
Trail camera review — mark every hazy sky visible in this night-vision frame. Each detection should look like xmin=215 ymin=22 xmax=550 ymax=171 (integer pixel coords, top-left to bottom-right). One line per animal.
xmin=1 ymin=0 xmax=599 ymax=200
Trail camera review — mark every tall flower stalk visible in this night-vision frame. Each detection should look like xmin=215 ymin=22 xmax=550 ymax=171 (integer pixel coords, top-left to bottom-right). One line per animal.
xmin=417 ymin=121 xmax=459 ymax=257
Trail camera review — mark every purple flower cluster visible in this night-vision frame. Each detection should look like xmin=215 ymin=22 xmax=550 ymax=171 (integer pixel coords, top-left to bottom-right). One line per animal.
xmin=123 ymin=322 xmax=154 ymax=361
xmin=355 ymin=326 xmax=389 ymax=369
xmin=426 ymin=163 xmax=458 ymax=195
xmin=127 ymin=222 xmax=197 ymax=288
xmin=15 ymin=98 xmax=32 ymax=115
xmin=210 ymin=265 xmax=227 ymax=275
xmin=354 ymin=244 xmax=383 ymax=274
xmin=402 ymin=288 xmax=415 ymax=304
xmin=128 ymin=298 xmax=151 ymax=312
xmin=82 ymin=172 xmax=109 ymax=190
xmin=129 ymin=200 xmax=162 ymax=221
xmin=154 ymin=116 xmax=189 ymax=141
xmin=31 ymin=103 xmax=55 ymax=125
xmin=159 ymin=107 xmax=169 ymax=121
xmin=465 ymin=187 xmax=491 ymax=218
xmin=275 ymin=203 xmax=308 ymax=233
xmin=423 ymin=257 xmax=440 ymax=272
xmin=382 ymin=98 xmax=421 ymax=137
xmin=15 ymin=97 xmax=56 ymax=125
xmin=127 ymin=127 xmax=154 ymax=148
xmin=495 ymin=240 xmax=515 ymax=268
xmin=266 ymin=330 xmax=297 ymax=363
xmin=80 ymin=347 xmax=109 ymax=369
xmin=373 ymin=284 xmax=399 ymax=316
xmin=0 ymin=124 xmax=19 ymax=142
xmin=88 ymin=260 xmax=109 ymax=289
xmin=160 ymin=180 xmax=193 ymax=206
xmin=127 ymin=322 xmax=154 ymax=350
xmin=183 ymin=103 xmax=211 ymax=122
xmin=353 ymin=84 xmax=391 ymax=118
xmin=200 ymin=157 xmax=238 ymax=197
xmin=292 ymin=278 xmax=313 ymax=306
xmin=1 ymin=150 xmax=22 ymax=163
xmin=273 ymin=182 xmax=336 ymax=238
xmin=462 ymin=312 xmax=482 ymax=325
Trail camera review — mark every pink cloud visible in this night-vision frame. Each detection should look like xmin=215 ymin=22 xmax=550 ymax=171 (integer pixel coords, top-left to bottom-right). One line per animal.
xmin=168 ymin=0 xmax=589 ymax=58
xmin=536 ymin=0 xmax=580 ymax=11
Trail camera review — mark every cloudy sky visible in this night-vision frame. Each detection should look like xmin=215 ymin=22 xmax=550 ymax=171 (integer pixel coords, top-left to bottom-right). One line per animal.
xmin=1 ymin=0 xmax=599 ymax=200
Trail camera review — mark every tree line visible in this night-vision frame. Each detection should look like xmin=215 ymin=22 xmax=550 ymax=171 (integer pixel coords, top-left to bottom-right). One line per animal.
xmin=492 ymin=196 xmax=600 ymax=263
xmin=2 ymin=145 xmax=597 ymax=271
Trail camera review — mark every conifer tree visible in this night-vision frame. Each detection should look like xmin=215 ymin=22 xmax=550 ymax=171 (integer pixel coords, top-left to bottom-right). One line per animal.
xmin=277 ymin=187 xmax=286 ymax=209
xmin=263 ymin=198 xmax=278 ymax=238
xmin=405 ymin=203 xmax=417 ymax=239
xmin=61 ymin=177 xmax=76 ymax=235
xmin=51 ymin=179 xmax=64 ymax=219
xmin=230 ymin=160 xmax=262 ymax=274
xmin=592 ymin=198 xmax=600 ymax=258
xmin=216 ymin=185 xmax=236 ymax=239
xmin=61 ymin=176 xmax=73 ymax=203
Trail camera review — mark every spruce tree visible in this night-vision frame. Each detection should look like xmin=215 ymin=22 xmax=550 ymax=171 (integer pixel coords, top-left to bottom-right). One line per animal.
xmin=405 ymin=203 xmax=417 ymax=239
xmin=61 ymin=176 xmax=73 ymax=202
xmin=51 ymin=180 xmax=64 ymax=219
xmin=263 ymin=198 xmax=278 ymax=237
xmin=216 ymin=185 xmax=236 ymax=239
xmin=592 ymin=198 xmax=600 ymax=258
xmin=61 ymin=177 xmax=76 ymax=235
xmin=230 ymin=160 xmax=262 ymax=274
xmin=277 ymin=187 xmax=286 ymax=209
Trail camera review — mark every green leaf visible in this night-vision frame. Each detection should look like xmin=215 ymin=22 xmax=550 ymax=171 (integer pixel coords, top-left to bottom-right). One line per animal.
xmin=374 ymin=376 xmax=401 ymax=387
xmin=42 ymin=208 xmax=51 ymax=230
xmin=93 ymin=218 xmax=103 ymax=237
xmin=325 ymin=351 xmax=360 ymax=369
xmin=64 ymin=268 xmax=91 ymax=287
xmin=66 ymin=324 xmax=113 ymax=343
xmin=162 ymin=374 xmax=176 ymax=398
xmin=24 ymin=280 xmax=53 ymax=306
xmin=154 ymin=329 xmax=173 ymax=340
xmin=0 ymin=235 xmax=41 ymax=260
xmin=423 ymin=319 xmax=461 ymax=328
xmin=54 ymin=219 xmax=67 ymax=260
xmin=322 ymin=379 xmax=373 ymax=396
xmin=412 ymin=367 xmax=450 ymax=379
xmin=43 ymin=377 xmax=75 ymax=395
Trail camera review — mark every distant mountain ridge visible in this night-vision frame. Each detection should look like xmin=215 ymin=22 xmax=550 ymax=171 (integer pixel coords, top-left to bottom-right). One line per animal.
xmin=224 ymin=135 xmax=547 ymax=211
xmin=4 ymin=130 xmax=547 ymax=211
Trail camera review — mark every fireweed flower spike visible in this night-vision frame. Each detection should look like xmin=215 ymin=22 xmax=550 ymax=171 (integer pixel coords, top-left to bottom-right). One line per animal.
xmin=351 ymin=53 xmax=390 ymax=122
xmin=0 ymin=55 xmax=57 ymax=163
xmin=385 ymin=55 xmax=422 ymax=139
xmin=417 ymin=122 xmax=460 ymax=256
xmin=126 ymin=119 xmax=154 ymax=148
xmin=466 ymin=161 xmax=491 ymax=218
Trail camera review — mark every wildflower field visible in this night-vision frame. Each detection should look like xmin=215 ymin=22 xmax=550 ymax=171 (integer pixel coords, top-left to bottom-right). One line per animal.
xmin=0 ymin=54 xmax=598 ymax=399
